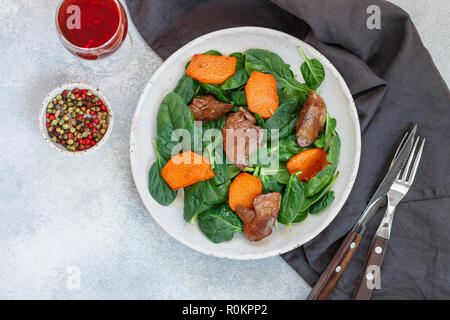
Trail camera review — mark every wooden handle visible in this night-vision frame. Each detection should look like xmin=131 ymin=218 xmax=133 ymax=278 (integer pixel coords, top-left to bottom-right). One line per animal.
xmin=352 ymin=235 xmax=389 ymax=300
xmin=307 ymin=231 xmax=361 ymax=300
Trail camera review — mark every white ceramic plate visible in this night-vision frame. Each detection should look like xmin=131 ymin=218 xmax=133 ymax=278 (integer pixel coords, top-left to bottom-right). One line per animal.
xmin=130 ymin=27 xmax=360 ymax=260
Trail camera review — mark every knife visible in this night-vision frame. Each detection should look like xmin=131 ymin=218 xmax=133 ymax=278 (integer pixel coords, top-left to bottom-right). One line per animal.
xmin=306 ymin=124 xmax=417 ymax=300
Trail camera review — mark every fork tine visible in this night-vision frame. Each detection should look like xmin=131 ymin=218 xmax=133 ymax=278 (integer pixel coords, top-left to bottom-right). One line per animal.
xmin=407 ymin=138 xmax=425 ymax=185
xmin=401 ymin=136 xmax=420 ymax=181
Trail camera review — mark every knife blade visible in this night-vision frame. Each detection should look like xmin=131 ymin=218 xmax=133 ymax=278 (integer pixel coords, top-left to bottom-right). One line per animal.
xmin=307 ymin=124 xmax=417 ymax=300
xmin=351 ymin=124 xmax=417 ymax=236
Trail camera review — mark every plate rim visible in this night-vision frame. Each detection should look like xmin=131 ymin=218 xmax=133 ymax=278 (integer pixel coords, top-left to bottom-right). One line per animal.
xmin=130 ymin=26 xmax=361 ymax=260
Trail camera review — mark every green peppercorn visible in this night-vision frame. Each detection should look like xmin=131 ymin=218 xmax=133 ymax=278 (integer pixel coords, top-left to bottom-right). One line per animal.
xmin=48 ymin=89 xmax=107 ymax=151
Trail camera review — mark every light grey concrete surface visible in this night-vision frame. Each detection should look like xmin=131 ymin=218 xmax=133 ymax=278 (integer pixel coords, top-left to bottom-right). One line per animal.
xmin=389 ymin=0 xmax=450 ymax=84
xmin=0 ymin=0 xmax=448 ymax=300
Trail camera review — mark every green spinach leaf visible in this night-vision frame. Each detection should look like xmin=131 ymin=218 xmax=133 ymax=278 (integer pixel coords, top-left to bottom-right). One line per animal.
xmin=261 ymin=175 xmax=283 ymax=193
xmin=293 ymin=210 xmax=308 ymax=223
xmin=184 ymin=179 xmax=230 ymax=224
xmin=200 ymin=83 xmax=231 ymax=103
xmin=221 ymin=53 xmax=249 ymax=90
xmin=173 ymin=74 xmax=199 ymax=105
xmin=202 ymin=115 xmax=226 ymax=132
xmin=230 ymin=90 xmax=247 ymax=106
xmin=244 ymin=49 xmax=309 ymax=101
xmin=148 ymin=139 xmax=177 ymax=206
xmin=258 ymin=164 xmax=290 ymax=193
xmin=197 ymin=204 xmax=243 ymax=243
xmin=156 ymin=92 xmax=195 ymax=160
xmin=298 ymin=46 xmax=325 ymax=90
xmin=245 ymin=48 xmax=296 ymax=81
xmin=279 ymin=134 xmax=312 ymax=161
xmin=254 ymin=113 xmax=265 ymax=127
xmin=309 ymin=191 xmax=335 ymax=214
xmin=263 ymin=91 xmax=300 ymax=140
xmin=314 ymin=112 xmax=336 ymax=149
xmin=300 ymin=172 xmax=338 ymax=213
xmin=278 ymin=171 xmax=305 ymax=225
xmin=203 ymin=50 xmax=222 ymax=56
xmin=281 ymin=77 xmax=310 ymax=102
xmin=228 ymin=164 xmax=241 ymax=179
xmin=305 ymin=134 xmax=341 ymax=197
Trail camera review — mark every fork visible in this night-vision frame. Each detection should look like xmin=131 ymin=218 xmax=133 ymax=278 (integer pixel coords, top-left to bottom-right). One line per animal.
xmin=352 ymin=135 xmax=426 ymax=300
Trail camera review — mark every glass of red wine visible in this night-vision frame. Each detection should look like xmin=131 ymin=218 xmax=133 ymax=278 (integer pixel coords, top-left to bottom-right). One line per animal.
xmin=56 ymin=0 xmax=132 ymax=75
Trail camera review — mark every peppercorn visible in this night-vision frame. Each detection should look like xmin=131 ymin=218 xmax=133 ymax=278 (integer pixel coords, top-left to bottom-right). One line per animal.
xmin=46 ymin=88 xmax=108 ymax=152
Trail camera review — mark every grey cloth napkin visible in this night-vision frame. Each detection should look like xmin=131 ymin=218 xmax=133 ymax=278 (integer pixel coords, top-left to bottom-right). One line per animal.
xmin=127 ymin=0 xmax=450 ymax=299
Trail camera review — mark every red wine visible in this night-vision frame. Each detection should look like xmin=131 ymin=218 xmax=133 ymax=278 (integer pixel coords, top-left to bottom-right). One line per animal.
xmin=57 ymin=0 xmax=128 ymax=59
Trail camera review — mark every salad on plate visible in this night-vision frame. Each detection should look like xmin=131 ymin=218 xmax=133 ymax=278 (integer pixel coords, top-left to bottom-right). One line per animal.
xmin=147 ymin=47 xmax=340 ymax=244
